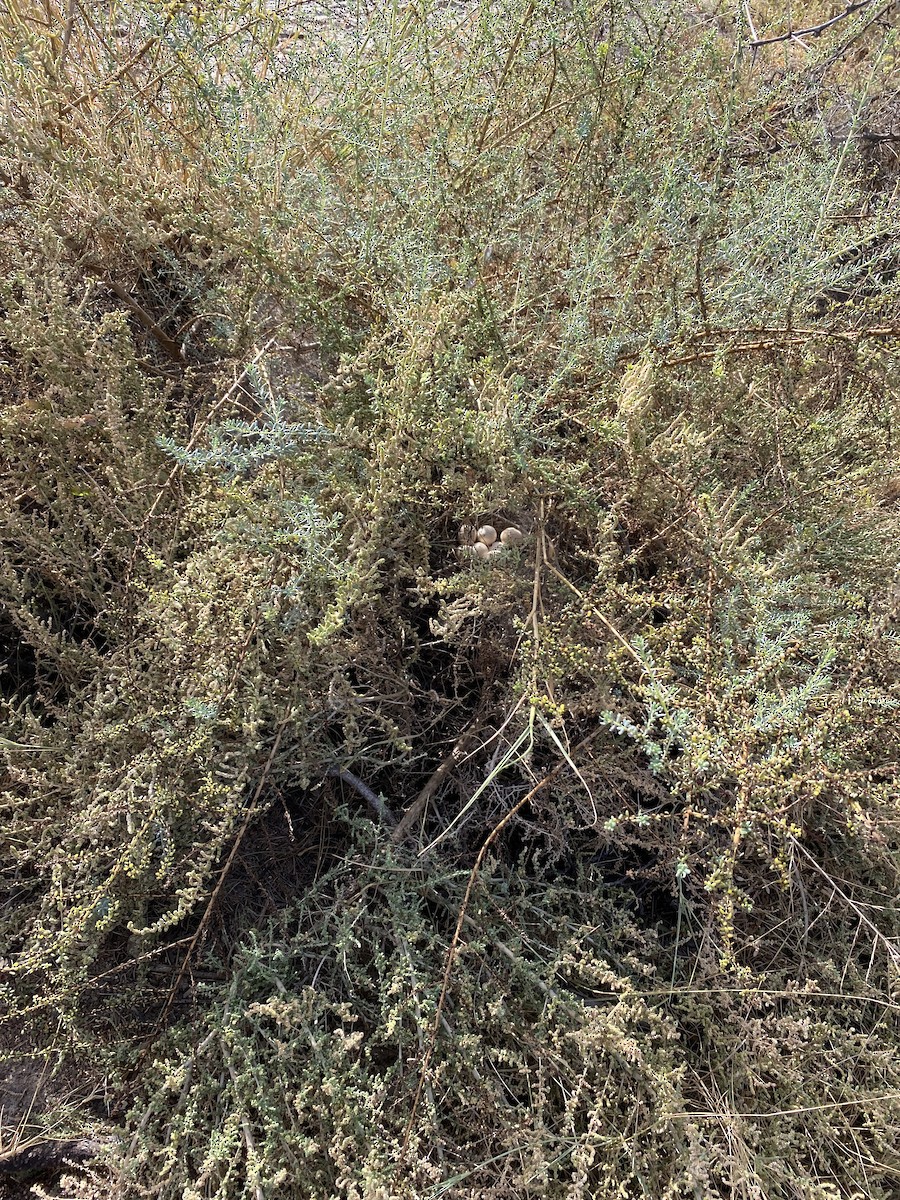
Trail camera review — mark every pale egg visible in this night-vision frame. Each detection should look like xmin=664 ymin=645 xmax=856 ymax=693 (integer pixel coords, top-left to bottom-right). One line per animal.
xmin=477 ymin=525 xmax=498 ymax=546
xmin=500 ymin=526 xmax=524 ymax=545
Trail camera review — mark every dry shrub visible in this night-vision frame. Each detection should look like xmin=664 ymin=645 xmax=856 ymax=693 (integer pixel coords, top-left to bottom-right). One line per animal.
xmin=1 ymin=1 xmax=899 ymax=1197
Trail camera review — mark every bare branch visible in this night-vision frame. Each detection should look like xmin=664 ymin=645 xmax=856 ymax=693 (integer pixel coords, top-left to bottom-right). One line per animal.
xmin=327 ymin=766 xmax=397 ymax=827
xmin=748 ymin=0 xmax=876 ymax=48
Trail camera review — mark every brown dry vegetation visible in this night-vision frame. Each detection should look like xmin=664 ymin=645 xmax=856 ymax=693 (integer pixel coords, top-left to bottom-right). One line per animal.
xmin=1 ymin=1 xmax=900 ymax=1197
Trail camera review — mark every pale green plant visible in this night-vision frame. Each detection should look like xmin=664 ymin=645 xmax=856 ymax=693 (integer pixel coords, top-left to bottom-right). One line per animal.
xmin=1 ymin=1 xmax=899 ymax=1197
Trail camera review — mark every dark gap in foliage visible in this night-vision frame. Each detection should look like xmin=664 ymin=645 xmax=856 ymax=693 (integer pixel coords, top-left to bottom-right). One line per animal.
xmin=0 ymin=611 xmax=40 ymax=704
xmin=159 ymin=783 xmax=334 ymax=978
xmin=495 ymin=800 xmax=560 ymax=873
xmin=214 ymin=787 xmax=331 ymax=943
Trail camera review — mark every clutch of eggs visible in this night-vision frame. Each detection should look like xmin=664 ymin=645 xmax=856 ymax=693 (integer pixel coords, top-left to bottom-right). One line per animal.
xmin=458 ymin=522 xmax=524 ymax=560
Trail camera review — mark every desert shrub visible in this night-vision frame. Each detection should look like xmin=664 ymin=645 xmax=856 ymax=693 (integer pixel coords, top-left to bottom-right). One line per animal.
xmin=119 ymin=826 xmax=900 ymax=1199
xmin=1 ymin=1 xmax=900 ymax=1197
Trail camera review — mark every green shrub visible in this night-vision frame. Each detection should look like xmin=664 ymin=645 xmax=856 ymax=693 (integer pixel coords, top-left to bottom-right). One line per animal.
xmin=1 ymin=1 xmax=899 ymax=1196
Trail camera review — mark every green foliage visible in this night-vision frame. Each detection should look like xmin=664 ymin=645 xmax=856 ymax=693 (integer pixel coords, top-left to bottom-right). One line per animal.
xmin=121 ymin=835 xmax=900 ymax=1199
xmin=1 ymin=0 xmax=900 ymax=1197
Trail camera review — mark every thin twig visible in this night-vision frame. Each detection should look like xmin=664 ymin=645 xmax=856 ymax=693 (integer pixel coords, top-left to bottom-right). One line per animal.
xmin=815 ymin=0 xmax=899 ymax=68
xmin=473 ymin=1 xmax=536 ymax=155
xmin=58 ymin=0 xmax=76 ymax=70
xmin=543 ymin=560 xmax=650 ymax=675
xmin=155 ymin=722 xmax=288 ymax=1030
xmin=743 ymin=0 xmax=759 ymax=43
xmin=791 ymin=838 xmax=900 ymax=969
xmin=57 ymin=31 xmax=161 ymax=116
xmin=399 ymin=747 xmax=584 ymax=1160
xmin=326 ymin=766 xmax=396 ymax=827
xmin=391 ymin=721 xmax=490 ymax=846
xmin=226 ymin=1058 xmax=265 ymax=1200
xmin=530 ymin=502 xmax=544 ymax=646
xmin=90 ymin=271 xmax=187 ymax=364
xmin=609 ymin=324 xmax=900 ymax=370
xmin=748 ymin=0 xmax=875 ymax=47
